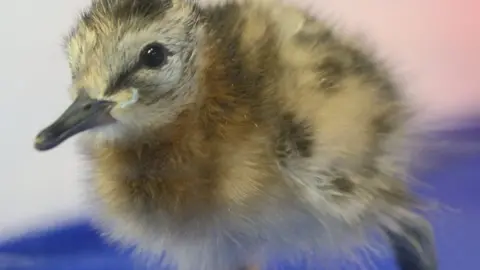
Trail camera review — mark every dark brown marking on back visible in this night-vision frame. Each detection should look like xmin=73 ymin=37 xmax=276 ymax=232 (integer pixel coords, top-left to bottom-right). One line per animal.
xmin=331 ymin=176 xmax=355 ymax=193
xmin=275 ymin=113 xmax=314 ymax=160
xmin=316 ymin=57 xmax=345 ymax=93
xmin=373 ymin=113 xmax=394 ymax=136
xmin=342 ymin=45 xmax=399 ymax=100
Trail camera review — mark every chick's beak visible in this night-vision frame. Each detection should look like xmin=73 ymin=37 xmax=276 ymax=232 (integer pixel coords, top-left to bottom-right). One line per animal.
xmin=34 ymin=92 xmax=116 ymax=151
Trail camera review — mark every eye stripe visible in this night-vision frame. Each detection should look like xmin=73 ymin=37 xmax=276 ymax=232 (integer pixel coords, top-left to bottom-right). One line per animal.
xmin=104 ymin=62 xmax=142 ymax=96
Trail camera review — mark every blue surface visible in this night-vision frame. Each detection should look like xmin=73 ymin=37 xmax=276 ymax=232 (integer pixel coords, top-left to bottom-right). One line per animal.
xmin=1 ymin=127 xmax=479 ymax=270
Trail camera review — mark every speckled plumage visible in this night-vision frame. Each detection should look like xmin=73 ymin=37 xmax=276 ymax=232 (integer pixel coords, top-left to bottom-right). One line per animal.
xmin=35 ymin=0 xmax=437 ymax=269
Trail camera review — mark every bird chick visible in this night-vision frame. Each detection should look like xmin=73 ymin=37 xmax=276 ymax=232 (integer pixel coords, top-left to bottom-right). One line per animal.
xmin=34 ymin=0 xmax=437 ymax=269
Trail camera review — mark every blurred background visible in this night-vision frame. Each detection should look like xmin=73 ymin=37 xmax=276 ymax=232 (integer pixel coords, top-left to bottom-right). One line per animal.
xmin=0 ymin=0 xmax=479 ymax=267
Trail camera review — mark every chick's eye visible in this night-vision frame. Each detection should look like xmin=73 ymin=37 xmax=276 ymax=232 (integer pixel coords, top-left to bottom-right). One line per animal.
xmin=140 ymin=43 xmax=168 ymax=68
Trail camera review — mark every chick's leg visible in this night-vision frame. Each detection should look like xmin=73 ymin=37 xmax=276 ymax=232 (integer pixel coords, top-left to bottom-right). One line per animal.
xmin=385 ymin=215 xmax=437 ymax=270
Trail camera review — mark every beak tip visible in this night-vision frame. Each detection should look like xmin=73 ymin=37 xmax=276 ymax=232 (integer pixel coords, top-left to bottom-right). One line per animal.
xmin=33 ymin=136 xmax=44 ymax=151
xmin=34 ymin=135 xmax=43 ymax=144
xmin=33 ymin=95 xmax=116 ymax=152
xmin=33 ymin=132 xmax=51 ymax=151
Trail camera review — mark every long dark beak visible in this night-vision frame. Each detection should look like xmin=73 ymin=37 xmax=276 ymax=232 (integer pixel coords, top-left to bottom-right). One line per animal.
xmin=34 ymin=93 xmax=116 ymax=151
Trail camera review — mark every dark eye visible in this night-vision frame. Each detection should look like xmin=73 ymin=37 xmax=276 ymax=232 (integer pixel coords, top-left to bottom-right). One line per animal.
xmin=140 ymin=43 xmax=168 ymax=68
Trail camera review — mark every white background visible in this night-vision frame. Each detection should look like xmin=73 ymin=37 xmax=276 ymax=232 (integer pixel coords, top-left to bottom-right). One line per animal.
xmin=0 ymin=0 xmax=479 ymax=240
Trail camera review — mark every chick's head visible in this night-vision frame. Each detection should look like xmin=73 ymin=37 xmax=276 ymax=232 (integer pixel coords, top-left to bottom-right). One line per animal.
xmin=35 ymin=0 xmax=199 ymax=150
